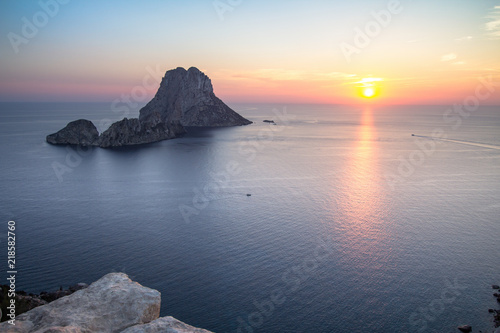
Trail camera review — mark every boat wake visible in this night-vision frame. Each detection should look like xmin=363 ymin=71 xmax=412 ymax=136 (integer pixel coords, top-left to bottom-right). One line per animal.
xmin=411 ymin=134 xmax=500 ymax=150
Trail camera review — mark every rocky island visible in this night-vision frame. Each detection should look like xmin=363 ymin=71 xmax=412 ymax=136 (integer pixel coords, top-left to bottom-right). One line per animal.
xmin=46 ymin=67 xmax=252 ymax=148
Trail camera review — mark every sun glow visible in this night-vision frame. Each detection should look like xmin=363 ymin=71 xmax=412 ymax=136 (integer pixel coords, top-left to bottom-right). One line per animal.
xmin=363 ymin=87 xmax=375 ymax=98
xmin=357 ymin=78 xmax=383 ymax=99
xmin=358 ymin=85 xmax=378 ymax=99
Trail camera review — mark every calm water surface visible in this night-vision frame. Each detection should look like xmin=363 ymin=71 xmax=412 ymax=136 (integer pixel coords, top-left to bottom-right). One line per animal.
xmin=0 ymin=102 xmax=499 ymax=332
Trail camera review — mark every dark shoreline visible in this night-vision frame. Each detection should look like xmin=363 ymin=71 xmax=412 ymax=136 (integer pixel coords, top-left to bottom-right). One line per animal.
xmin=0 ymin=282 xmax=88 ymax=322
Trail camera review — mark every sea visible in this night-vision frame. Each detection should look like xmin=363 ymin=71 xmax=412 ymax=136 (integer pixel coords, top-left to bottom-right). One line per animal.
xmin=0 ymin=102 xmax=499 ymax=333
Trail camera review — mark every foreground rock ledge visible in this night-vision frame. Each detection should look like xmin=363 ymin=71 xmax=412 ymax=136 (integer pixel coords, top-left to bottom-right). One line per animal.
xmin=0 ymin=273 xmax=213 ymax=333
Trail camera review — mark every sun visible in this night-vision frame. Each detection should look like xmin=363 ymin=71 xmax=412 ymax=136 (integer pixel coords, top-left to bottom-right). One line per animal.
xmin=356 ymin=77 xmax=383 ymax=100
xmin=363 ymin=87 xmax=375 ymax=98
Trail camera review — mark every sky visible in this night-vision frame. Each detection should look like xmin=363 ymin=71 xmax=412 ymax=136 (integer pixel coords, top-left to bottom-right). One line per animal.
xmin=0 ymin=0 xmax=499 ymax=105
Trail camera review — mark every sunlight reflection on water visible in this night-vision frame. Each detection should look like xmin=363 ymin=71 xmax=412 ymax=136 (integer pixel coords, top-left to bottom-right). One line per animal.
xmin=331 ymin=107 xmax=393 ymax=274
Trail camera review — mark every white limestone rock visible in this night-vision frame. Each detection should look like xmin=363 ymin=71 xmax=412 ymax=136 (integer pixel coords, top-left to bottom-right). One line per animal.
xmin=0 ymin=273 xmax=160 ymax=333
xmin=121 ymin=316 xmax=213 ymax=333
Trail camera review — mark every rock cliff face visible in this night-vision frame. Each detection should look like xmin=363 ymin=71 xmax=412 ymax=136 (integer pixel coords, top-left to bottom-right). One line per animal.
xmin=139 ymin=67 xmax=252 ymax=127
xmin=98 ymin=115 xmax=185 ymax=148
xmin=46 ymin=119 xmax=100 ymax=146
xmin=46 ymin=67 xmax=251 ymax=147
xmin=0 ymin=273 xmax=212 ymax=333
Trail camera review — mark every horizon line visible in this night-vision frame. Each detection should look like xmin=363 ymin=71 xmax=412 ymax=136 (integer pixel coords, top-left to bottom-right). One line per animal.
xmin=0 ymin=100 xmax=499 ymax=107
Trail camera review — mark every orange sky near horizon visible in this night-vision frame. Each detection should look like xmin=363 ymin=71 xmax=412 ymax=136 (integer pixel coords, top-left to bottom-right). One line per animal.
xmin=214 ymin=70 xmax=500 ymax=105
xmin=1 ymin=68 xmax=498 ymax=105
